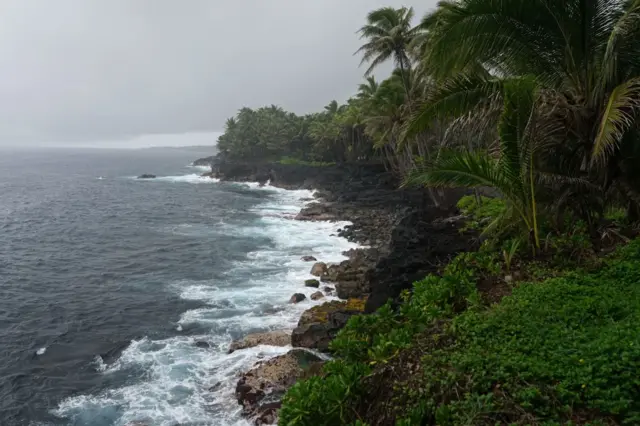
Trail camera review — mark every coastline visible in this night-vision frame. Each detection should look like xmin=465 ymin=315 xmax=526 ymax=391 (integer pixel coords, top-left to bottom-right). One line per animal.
xmin=195 ymin=158 xmax=476 ymax=424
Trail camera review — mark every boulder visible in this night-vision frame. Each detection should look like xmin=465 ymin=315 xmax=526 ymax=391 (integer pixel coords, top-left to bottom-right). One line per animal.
xmin=236 ymin=349 xmax=323 ymax=423
xmin=255 ymin=401 xmax=281 ymax=425
xmin=137 ymin=174 xmax=156 ymax=179
xmin=310 ymin=291 xmax=324 ymax=301
xmin=298 ymin=300 xmax=347 ymax=327
xmin=228 ymin=331 xmax=291 ymax=354
xmin=304 ymin=279 xmax=320 ymax=288
xmin=195 ymin=341 xmax=211 ymax=349
xmin=335 ymin=281 xmax=363 ymax=299
xmin=323 ymin=286 xmax=334 ymax=296
xmin=292 ymin=299 xmax=367 ymax=351
xmin=289 ymin=293 xmax=306 ymax=304
xmin=291 ymin=323 xmax=333 ymax=351
xmin=301 ymin=255 xmax=317 ymax=262
xmin=310 ymin=262 xmax=327 ymax=277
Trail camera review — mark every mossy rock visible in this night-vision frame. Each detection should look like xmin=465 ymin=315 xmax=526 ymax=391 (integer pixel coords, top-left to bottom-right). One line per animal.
xmin=345 ymin=297 xmax=367 ymax=312
xmin=304 ymin=279 xmax=320 ymax=288
xmin=298 ymin=298 xmax=367 ymax=327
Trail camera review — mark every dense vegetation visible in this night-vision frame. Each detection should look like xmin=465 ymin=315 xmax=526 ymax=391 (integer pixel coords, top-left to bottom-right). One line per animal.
xmin=213 ymin=0 xmax=640 ymax=424
xmin=280 ymin=238 xmax=640 ymax=425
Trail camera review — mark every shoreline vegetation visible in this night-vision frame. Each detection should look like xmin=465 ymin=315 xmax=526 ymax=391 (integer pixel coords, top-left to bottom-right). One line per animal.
xmin=196 ymin=1 xmax=640 ymax=424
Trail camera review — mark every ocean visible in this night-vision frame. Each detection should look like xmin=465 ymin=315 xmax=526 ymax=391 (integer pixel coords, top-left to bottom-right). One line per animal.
xmin=0 ymin=147 xmax=358 ymax=426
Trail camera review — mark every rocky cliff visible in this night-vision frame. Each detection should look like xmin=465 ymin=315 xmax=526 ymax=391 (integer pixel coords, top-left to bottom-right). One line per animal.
xmin=194 ymin=156 xmax=475 ymax=424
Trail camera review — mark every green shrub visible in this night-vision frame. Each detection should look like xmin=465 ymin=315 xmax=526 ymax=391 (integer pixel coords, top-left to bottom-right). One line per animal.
xmin=456 ymin=195 xmax=506 ymax=232
xmin=281 ymin=239 xmax=640 ymax=426
xmin=279 ymin=360 xmax=371 ymax=426
xmin=280 ymin=252 xmax=482 ymax=425
xmin=411 ymin=240 xmax=640 ymax=424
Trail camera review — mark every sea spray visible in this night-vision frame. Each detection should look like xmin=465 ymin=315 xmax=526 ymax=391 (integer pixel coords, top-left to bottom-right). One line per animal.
xmin=54 ymin=178 xmax=361 ymax=426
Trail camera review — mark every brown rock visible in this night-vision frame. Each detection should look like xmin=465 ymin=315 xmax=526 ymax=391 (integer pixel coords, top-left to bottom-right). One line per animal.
xmin=335 ymin=281 xmax=362 ymax=299
xmin=255 ymin=401 xmax=281 ymax=425
xmin=235 ymin=350 xmax=323 ymax=422
xmin=310 ymin=291 xmax=324 ymax=301
xmin=310 ymin=262 xmax=327 ymax=277
xmin=298 ymin=300 xmax=346 ymax=327
xmin=228 ymin=331 xmax=291 ymax=354
xmin=291 ymin=323 xmax=333 ymax=351
xmin=289 ymin=293 xmax=306 ymax=304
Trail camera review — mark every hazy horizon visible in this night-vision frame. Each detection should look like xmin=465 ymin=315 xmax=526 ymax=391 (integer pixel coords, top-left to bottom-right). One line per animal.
xmin=0 ymin=1 xmax=436 ymax=148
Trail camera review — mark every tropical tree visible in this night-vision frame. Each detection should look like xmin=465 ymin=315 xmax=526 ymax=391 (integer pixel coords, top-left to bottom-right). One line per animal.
xmin=405 ymin=78 xmax=548 ymax=249
xmin=356 ymin=6 xmax=420 ymax=98
xmin=406 ymin=0 xmax=640 ymax=225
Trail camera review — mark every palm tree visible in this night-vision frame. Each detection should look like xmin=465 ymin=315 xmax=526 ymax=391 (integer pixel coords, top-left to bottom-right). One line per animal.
xmin=324 ymin=100 xmax=339 ymax=116
xmin=356 ymin=7 xmax=420 ymax=99
xmin=357 ymin=77 xmax=379 ymax=101
xmin=405 ymin=78 xmax=545 ymax=249
xmin=407 ymin=0 xmax=640 ymax=224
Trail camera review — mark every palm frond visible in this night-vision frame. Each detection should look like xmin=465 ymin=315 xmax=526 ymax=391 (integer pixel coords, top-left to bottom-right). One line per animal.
xmin=403 ymin=74 xmax=508 ymax=141
xmin=402 ymin=150 xmax=508 ymax=192
xmin=498 ymin=76 xmax=537 ymax=185
xmin=591 ymin=77 xmax=640 ymax=166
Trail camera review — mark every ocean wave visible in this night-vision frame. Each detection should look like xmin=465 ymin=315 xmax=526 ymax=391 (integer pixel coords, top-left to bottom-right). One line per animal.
xmin=54 ymin=175 xmax=360 ymax=426
xmin=187 ymin=164 xmax=212 ymax=172
xmin=155 ymin=174 xmax=220 ymax=184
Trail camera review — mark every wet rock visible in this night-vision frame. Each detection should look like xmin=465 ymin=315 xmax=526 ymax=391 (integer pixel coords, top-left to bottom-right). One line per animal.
xmin=137 ymin=174 xmax=156 ymax=179
xmin=192 ymin=156 xmax=215 ymax=167
xmin=261 ymin=305 xmax=285 ymax=315
xmin=301 ymin=255 xmax=317 ymax=262
xmin=335 ymin=281 xmax=362 ymax=299
xmin=255 ymin=401 xmax=281 ymax=425
xmin=236 ymin=349 xmax=323 ymax=423
xmin=208 ymin=382 xmax=222 ymax=392
xmin=304 ymin=279 xmax=320 ymax=288
xmin=291 ymin=323 xmax=333 ymax=351
xmin=310 ymin=291 xmax=324 ymax=301
xmin=295 ymin=202 xmax=335 ymax=221
xmin=289 ymin=293 xmax=306 ymax=304
xmin=310 ymin=262 xmax=327 ymax=277
xmin=195 ymin=341 xmax=210 ymax=349
xmin=322 ymin=286 xmax=334 ymax=296
xmin=228 ymin=331 xmax=290 ymax=354
xmin=201 ymin=171 xmax=219 ymax=179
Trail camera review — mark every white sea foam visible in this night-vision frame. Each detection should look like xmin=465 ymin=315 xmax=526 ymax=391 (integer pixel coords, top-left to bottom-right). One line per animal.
xmin=94 ymin=355 xmax=108 ymax=372
xmin=55 ymin=178 xmax=360 ymax=426
xmin=155 ymin=174 xmax=220 ymax=184
xmin=188 ymin=164 xmax=213 ymax=172
xmin=36 ymin=347 xmax=47 ymax=356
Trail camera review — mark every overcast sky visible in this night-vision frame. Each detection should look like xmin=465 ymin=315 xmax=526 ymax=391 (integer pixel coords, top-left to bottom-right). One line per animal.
xmin=0 ymin=1 xmax=435 ymax=147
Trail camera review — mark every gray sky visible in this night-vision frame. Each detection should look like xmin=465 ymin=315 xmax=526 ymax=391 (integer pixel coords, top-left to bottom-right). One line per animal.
xmin=0 ymin=1 xmax=434 ymax=147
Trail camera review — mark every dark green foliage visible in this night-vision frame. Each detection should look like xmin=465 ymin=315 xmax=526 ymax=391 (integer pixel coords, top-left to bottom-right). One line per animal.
xmin=278 ymin=361 xmax=371 ymax=426
xmin=456 ymin=195 xmax=506 ymax=232
xmin=279 ymin=240 xmax=640 ymax=425
xmin=420 ymin=241 xmax=640 ymax=424
xmin=277 ymin=157 xmax=335 ymax=167
xmin=279 ymin=251 xmax=483 ymax=426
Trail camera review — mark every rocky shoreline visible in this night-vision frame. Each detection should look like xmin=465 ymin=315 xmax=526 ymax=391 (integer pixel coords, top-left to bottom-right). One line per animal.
xmin=194 ymin=158 xmax=476 ymax=425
